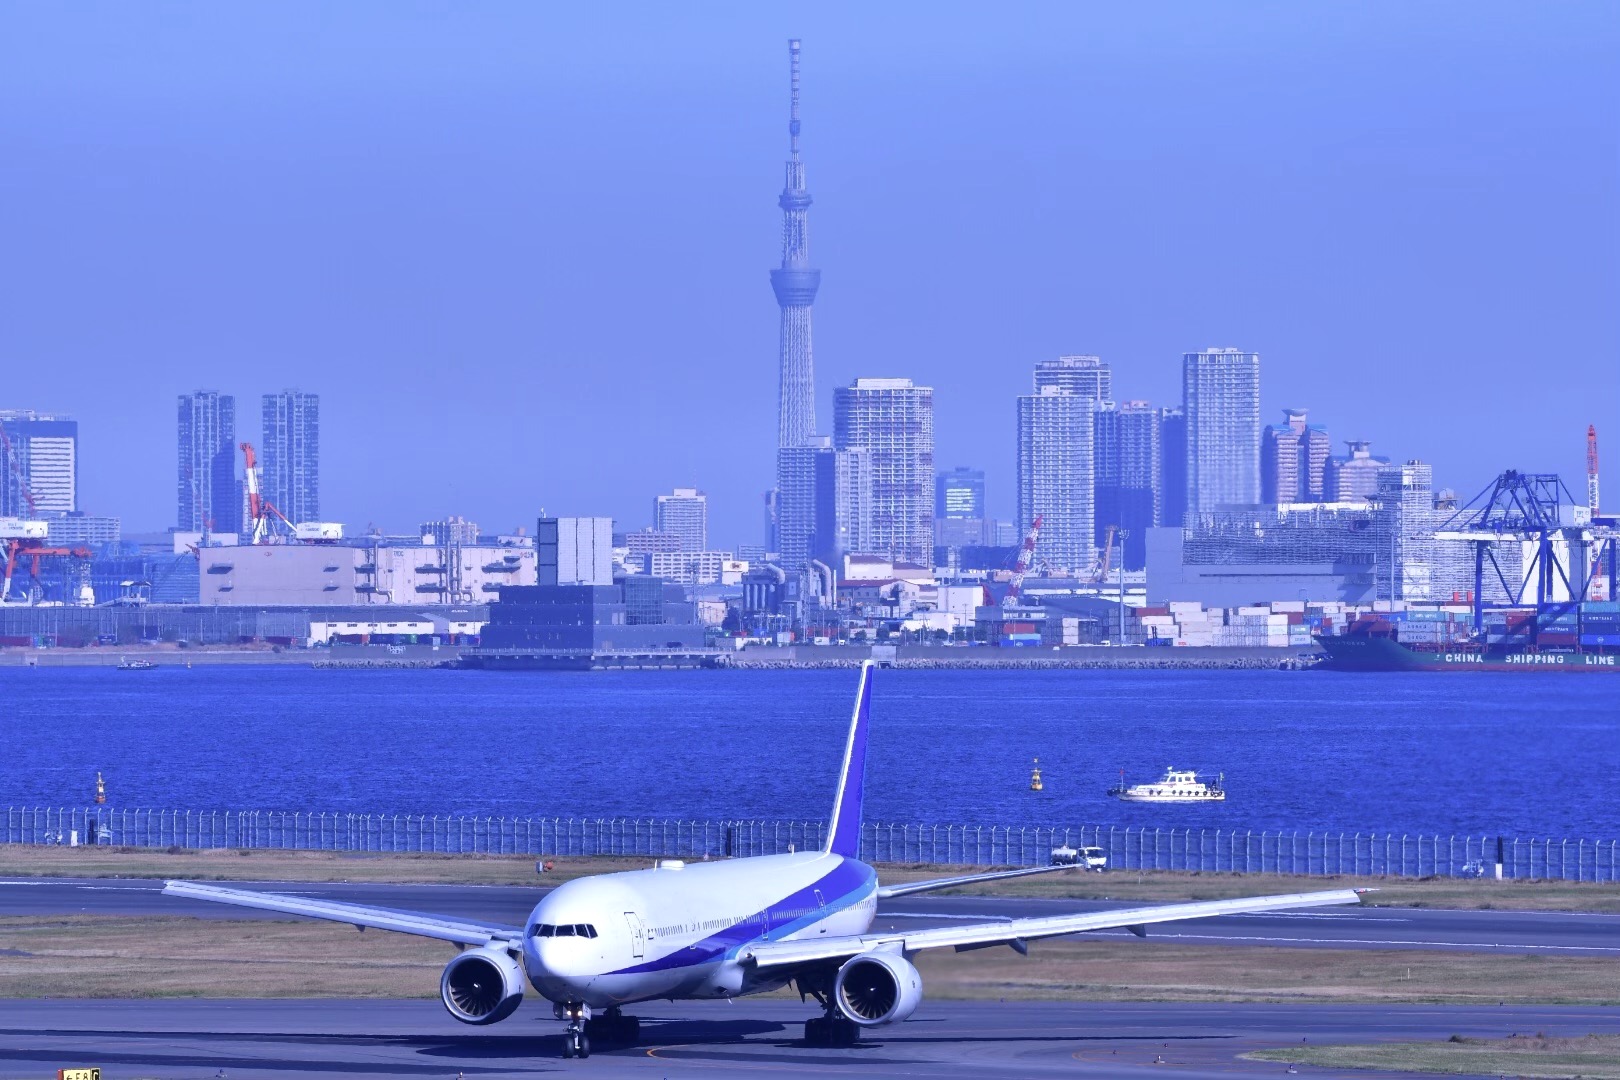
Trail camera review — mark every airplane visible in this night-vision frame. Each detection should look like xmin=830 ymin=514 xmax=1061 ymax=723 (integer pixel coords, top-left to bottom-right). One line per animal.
xmin=165 ymin=661 xmax=1365 ymax=1059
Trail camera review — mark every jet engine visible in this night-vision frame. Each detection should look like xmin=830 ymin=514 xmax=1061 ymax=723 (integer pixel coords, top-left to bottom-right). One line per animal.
xmin=440 ymin=947 xmax=525 ymax=1025
xmin=833 ymin=950 xmax=923 ymax=1026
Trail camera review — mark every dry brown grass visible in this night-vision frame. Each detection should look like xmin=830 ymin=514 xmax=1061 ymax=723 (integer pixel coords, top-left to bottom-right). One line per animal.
xmin=6 ymin=845 xmax=1620 ymax=910
xmin=916 ymin=938 xmax=1620 ymax=1004
xmin=4 ymin=915 xmax=1618 ymax=1006
xmin=1247 ymin=1034 xmax=1620 ymax=1078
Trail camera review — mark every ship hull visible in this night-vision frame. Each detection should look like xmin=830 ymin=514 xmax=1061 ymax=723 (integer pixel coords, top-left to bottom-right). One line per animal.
xmin=1317 ymin=634 xmax=1620 ymax=672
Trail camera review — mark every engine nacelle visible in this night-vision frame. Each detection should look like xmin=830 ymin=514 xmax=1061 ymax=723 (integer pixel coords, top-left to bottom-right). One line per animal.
xmin=833 ymin=950 xmax=923 ymax=1026
xmin=440 ymin=947 xmax=524 ymax=1025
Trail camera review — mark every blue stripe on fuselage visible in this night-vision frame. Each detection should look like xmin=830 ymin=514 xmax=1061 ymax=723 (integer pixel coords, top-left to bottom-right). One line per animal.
xmin=607 ymin=858 xmax=875 ymax=975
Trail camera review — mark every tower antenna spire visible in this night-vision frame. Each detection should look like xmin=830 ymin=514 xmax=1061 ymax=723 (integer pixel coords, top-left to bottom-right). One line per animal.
xmin=789 ymin=37 xmax=802 ymax=158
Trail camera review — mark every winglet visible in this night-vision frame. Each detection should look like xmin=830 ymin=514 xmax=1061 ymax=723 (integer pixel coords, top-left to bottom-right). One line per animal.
xmin=825 ymin=661 xmax=875 ymax=857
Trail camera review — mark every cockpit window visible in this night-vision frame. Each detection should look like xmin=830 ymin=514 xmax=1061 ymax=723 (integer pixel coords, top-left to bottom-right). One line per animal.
xmin=529 ymin=922 xmax=596 ymax=939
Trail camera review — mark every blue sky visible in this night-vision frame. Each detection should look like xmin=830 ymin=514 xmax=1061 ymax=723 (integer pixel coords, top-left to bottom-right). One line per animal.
xmin=2 ymin=3 xmax=1615 ymax=543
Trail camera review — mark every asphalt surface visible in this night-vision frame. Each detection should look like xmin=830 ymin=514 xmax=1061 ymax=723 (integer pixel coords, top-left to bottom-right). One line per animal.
xmin=2 ymin=998 xmax=1615 ymax=1079
xmin=5 ymin=876 xmax=1619 ymax=956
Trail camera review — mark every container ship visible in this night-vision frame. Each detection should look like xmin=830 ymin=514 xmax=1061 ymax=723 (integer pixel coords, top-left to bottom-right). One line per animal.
xmin=1316 ymin=602 xmax=1620 ymax=672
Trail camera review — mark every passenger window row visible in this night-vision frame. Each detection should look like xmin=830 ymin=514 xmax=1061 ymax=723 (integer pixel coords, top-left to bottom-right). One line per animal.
xmin=531 ymin=923 xmax=598 ymax=938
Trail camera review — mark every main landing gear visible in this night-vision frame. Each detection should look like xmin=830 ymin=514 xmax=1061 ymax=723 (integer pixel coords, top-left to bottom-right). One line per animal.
xmin=800 ymin=988 xmax=859 ymax=1048
xmin=586 ymin=1006 xmax=641 ymax=1046
xmin=804 ymin=1012 xmax=859 ymax=1047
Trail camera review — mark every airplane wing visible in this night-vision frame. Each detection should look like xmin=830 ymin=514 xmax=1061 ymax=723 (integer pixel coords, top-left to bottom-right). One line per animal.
xmin=875 ymin=864 xmax=1081 ymax=899
xmin=740 ymin=887 xmax=1364 ymax=969
xmin=162 ymin=880 xmax=524 ymax=948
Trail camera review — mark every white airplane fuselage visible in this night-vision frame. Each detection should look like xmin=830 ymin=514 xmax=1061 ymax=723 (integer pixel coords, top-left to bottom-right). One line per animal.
xmin=524 ymin=851 xmax=878 ymax=1008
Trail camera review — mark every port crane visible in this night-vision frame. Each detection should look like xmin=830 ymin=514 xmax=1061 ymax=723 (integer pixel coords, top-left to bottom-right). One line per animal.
xmin=1003 ymin=515 xmax=1042 ymax=606
xmin=240 ymin=442 xmax=297 ymax=544
xmin=0 ymin=426 xmax=92 ymax=603
xmin=1435 ymin=469 xmax=1618 ymax=632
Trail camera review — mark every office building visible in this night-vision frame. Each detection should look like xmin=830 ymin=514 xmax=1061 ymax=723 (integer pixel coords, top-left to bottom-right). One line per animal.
xmin=1094 ymin=400 xmax=1161 ymax=569
xmin=0 ymin=411 xmax=78 ymax=515
xmin=1034 ymin=355 xmax=1112 ymax=402
xmin=834 ymin=378 xmax=935 ymax=565
xmin=936 ymin=467 xmax=985 ymax=520
xmin=1184 ymin=348 xmax=1261 ymax=512
xmin=654 ymin=488 xmax=708 ymax=552
xmin=177 ymin=391 xmax=239 ymax=534
xmin=422 ymin=516 xmax=480 ymax=546
xmin=1327 ymin=440 xmax=1390 ymax=502
xmin=261 ymin=390 xmax=319 ymax=525
xmin=1158 ymin=407 xmax=1188 ymax=528
xmin=1017 ymin=386 xmax=1095 ymax=574
xmin=537 ymin=517 xmax=614 ymax=586
xmin=1262 ymin=408 xmax=1332 ymax=503
xmin=933 ymin=466 xmax=988 ymax=555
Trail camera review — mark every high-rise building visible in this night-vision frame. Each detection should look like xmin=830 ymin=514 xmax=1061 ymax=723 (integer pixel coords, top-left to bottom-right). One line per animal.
xmin=0 ymin=410 xmax=78 ymax=515
xmin=261 ymin=390 xmax=319 ymax=525
xmin=834 ymin=378 xmax=934 ymax=565
xmin=935 ymin=467 xmax=985 ymax=520
xmin=1017 ymin=386 xmax=1095 ymax=574
xmin=1158 ymin=406 xmax=1188 ymax=528
xmin=816 ymin=445 xmax=872 ymax=566
xmin=1261 ymin=408 xmax=1333 ymax=504
xmin=1094 ymin=401 xmax=1161 ymax=569
xmin=1034 ymin=355 xmax=1111 ymax=402
xmin=1327 ymin=440 xmax=1390 ymax=502
xmin=177 ymin=391 xmax=239 ymax=534
xmin=654 ymin=488 xmax=708 ymax=552
xmin=775 ymin=443 xmax=822 ymax=570
xmin=1377 ymin=461 xmax=1435 ymax=602
xmin=1183 ymin=348 xmax=1261 ymax=512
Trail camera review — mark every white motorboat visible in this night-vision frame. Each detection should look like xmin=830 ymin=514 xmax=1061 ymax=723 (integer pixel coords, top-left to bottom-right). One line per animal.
xmin=1108 ymin=767 xmax=1225 ymax=803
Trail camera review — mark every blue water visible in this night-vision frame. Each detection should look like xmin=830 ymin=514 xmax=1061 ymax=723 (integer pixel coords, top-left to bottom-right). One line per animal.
xmin=1 ymin=666 xmax=1614 ymax=838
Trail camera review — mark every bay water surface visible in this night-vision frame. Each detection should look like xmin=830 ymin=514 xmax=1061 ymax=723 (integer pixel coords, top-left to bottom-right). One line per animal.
xmin=1 ymin=666 xmax=1613 ymax=838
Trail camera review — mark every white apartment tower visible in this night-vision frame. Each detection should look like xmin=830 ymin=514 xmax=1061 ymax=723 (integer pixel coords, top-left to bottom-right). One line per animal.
xmin=262 ymin=390 xmax=319 ymax=525
xmin=833 ymin=378 xmax=935 ymax=565
xmin=1183 ymin=348 xmax=1261 ymax=512
xmin=654 ymin=488 xmax=708 ymax=553
xmin=1017 ymin=386 xmax=1096 ymax=574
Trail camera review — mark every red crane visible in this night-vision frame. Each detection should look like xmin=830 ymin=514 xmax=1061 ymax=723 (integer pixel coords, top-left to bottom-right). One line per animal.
xmin=1004 ymin=515 xmax=1043 ymax=606
xmin=241 ymin=442 xmax=296 ymax=544
xmin=1 ymin=540 xmax=92 ymax=602
xmin=1588 ymin=424 xmax=1600 ymax=515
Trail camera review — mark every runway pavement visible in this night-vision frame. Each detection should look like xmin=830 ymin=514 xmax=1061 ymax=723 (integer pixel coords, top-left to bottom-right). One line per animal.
xmin=4 ymin=876 xmax=1619 ymax=956
xmin=1 ymin=997 xmax=1615 ymax=1079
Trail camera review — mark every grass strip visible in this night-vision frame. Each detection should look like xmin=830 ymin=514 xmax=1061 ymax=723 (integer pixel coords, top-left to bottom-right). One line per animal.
xmin=1246 ymin=1034 xmax=1620 ymax=1078
xmin=4 ymin=845 xmax=1619 ymax=912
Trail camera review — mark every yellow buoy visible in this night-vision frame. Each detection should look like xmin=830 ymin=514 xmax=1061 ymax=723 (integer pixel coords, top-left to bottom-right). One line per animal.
xmin=95 ymin=771 xmax=106 ymax=805
xmin=1030 ymin=758 xmax=1043 ymax=792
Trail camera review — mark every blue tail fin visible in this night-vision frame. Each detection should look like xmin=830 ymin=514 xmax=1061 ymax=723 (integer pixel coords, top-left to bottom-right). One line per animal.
xmin=825 ymin=661 xmax=875 ymax=858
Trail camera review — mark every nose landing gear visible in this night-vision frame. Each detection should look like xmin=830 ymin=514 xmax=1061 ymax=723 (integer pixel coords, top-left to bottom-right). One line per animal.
xmin=555 ymin=1001 xmax=591 ymax=1059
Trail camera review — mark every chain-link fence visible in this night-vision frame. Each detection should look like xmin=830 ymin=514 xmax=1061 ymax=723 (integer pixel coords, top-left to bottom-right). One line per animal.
xmin=5 ymin=806 xmax=1615 ymax=882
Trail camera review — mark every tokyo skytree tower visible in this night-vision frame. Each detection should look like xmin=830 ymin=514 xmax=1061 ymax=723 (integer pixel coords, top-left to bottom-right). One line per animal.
xmin=770 ymin=38 xmax=821 ymax=449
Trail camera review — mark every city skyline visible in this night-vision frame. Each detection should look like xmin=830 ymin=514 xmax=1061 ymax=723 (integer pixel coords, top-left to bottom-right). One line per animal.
xmin=1 ymin=6 xmax=1614 ymax=540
